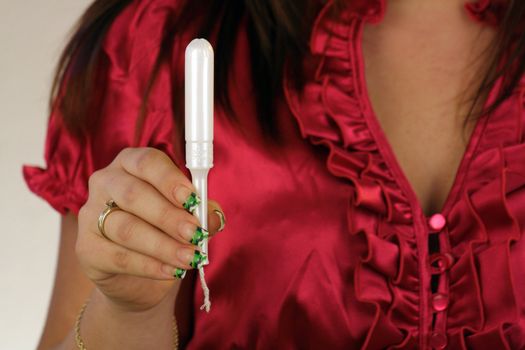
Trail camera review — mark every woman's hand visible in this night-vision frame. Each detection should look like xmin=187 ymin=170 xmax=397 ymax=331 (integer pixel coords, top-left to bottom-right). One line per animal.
xmin=75 ymin=147 xmax=225 ymax=313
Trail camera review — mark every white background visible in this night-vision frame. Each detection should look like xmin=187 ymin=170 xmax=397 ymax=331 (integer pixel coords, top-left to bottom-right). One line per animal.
xmin=0 ymin=1 xmax=91 ymax=349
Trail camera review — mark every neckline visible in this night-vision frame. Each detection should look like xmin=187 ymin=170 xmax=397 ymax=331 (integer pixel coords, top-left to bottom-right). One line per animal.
xmin=335 ymin=0 xmax=510 ymax=26
xmin=352 ymin=19 xmax=496 ymax=220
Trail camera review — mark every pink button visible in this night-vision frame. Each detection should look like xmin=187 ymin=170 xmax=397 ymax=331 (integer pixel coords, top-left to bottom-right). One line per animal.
xmin=431 ymin=293 xmax=449 ymax=312
xmin=429 ymin=331 xmax=447 ymax=349
xmin=428 ymin=213 xmax=446 ymax=231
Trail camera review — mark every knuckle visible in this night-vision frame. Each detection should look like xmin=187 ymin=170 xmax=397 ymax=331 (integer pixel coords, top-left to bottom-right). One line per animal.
xmin=117 ymin=147 xmax=134 ymax=161
xmin=112 ymin=250 xmax=129 ymax=270
xmin=134 ymin=147 xmax=160 ymax=173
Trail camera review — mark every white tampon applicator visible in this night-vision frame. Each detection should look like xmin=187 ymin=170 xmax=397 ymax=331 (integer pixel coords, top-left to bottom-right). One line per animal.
xmin=185 ymin=38 xmax=213 ymax=312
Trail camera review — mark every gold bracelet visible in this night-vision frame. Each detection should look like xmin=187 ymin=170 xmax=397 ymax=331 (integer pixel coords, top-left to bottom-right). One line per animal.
xmin=75 ymin=298 xmax=179 ymax=350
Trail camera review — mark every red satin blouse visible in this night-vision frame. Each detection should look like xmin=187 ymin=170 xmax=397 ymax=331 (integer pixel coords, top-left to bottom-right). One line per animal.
xmin=23 ymin=0 xmax=525 ymax=349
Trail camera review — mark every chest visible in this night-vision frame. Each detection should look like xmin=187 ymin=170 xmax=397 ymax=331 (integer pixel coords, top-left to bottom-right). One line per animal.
xmin=360 ymin=7 xmax=496 ymax=216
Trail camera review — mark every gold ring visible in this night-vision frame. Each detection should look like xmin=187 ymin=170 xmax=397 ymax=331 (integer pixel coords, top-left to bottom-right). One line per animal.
xmin=97 ymin=200 xmax=121 ymax=240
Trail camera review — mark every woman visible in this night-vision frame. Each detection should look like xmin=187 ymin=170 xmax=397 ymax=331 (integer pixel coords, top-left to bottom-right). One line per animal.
xmin=23 ymin=0 xmax=525 ymax=348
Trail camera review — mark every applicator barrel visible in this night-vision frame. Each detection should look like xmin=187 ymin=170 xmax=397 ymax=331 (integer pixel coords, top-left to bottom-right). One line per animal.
xmin=185 ymin=39 xmax=214 ymax=169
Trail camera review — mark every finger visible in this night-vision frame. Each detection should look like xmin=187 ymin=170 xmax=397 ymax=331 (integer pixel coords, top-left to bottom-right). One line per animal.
xmin=80 ymin=232 xmax=182 ymax=281
xmin=207 ymin=200 xmax=226 ymax=237
xmin=115 ymin=147 xmax=199 ymax=211
xmin=99 ymin=209 xmax=206 ymax=270
xmin=100 ymin=169 xmax=202 ymax=238
xmin=91 ymin=188 xmax=206 ymax=248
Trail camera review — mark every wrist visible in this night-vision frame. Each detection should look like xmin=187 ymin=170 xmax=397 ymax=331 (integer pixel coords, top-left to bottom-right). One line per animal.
xmin=96 ymin=285 xmax=176 ymax=315
xmin=78 ymin=288 xmax=176 ymax=350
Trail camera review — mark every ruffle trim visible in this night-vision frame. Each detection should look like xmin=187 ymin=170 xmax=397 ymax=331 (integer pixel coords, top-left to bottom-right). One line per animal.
xmin=283 ymin=0 xmax=525 ymax=348
xmin=283 ymin=1 xmax=421 ymax=347
xmin=23 ymin=165 xmax=86 ymax=215
xmin=283 ymin=0 xmax=413 ymax=225
xmin=441 ymin=139 xmax=525 ymax=349
xmin=465 ymin=0 xmax=509 ymax=27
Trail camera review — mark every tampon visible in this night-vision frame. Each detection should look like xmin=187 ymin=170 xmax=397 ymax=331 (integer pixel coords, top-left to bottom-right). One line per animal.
xmin=185 ymin=38 xmax=214 ymax=312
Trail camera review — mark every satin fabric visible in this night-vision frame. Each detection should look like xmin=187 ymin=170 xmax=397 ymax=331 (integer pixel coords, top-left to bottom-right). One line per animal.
xmin=23 ymin=0 xmax=525 ymax=348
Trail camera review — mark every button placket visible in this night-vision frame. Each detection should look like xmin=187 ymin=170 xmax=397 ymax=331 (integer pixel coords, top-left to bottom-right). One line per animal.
xmin=426 ymin=213 xmax=451 ymax=349
xmin=429 ymin=252 xmax=455 ymax=275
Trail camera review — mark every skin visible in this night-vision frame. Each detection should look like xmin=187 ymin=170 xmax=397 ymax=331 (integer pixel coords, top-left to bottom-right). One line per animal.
xmin=37 ymin=147 xmax=224 ymax=350
xmin=362 ymin=0 xmax=497 ymax=216
xmin=37 ymin=0 xmax=497 ymax=348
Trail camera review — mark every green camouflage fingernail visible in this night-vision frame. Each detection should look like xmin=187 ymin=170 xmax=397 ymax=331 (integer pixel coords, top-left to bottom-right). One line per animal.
xmin=189 ymin=227 xmax=209 ymax=246
xmin=183 ymin=192 xmax=201 ymax=213
xmin=214 ymin=209 xmax=226 ymax=232
xmin=189 ymin=250 xmax=208 ymax=269
xmin=173 ymin=268 xmax=186 ymax=279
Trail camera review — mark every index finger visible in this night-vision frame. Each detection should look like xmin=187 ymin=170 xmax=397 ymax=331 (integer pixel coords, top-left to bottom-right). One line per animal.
xmin=114 ymin=147 xmax=198 ymax=210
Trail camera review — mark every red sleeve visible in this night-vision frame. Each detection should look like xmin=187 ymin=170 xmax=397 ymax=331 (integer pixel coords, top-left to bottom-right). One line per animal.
xmin=22 ymin=0 xmax=188 ymax=215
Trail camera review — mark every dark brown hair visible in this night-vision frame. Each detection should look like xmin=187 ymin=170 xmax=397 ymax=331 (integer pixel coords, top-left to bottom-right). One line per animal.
xmin=51 ymin=0 xmax=525 ymax=151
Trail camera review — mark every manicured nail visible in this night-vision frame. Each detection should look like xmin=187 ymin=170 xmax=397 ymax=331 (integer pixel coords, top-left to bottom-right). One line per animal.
xmin=174 ymin=186 xmax=201 ymax=212
xmin=189 ymin=227 xmax=209 ymax=246
xmin=180 ymin=221 xmax=197 ymax=241
xmin=173 ymin=268 xmax=186 ymax=279
xmin=189 ymin=250 xmax=208 ymax=269
xmin=162 ymin=264 xmax=183 ymax=279
xmin=179 ymin=247 xmax=196 ymax=265
xmin=183 ymin=192 xmax=201 ymax=213
xmin=213 ymin=209 xmax=226 ymax=232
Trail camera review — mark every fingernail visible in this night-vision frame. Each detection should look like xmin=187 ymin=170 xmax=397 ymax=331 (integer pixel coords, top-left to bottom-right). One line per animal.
xmin=189 ymin=226 xmax=209 ymax=246
xmin=183 ymin=192 xmax=201 ymax=213
xmin=213 ymin=209 xmax=226 ymax=232
xmin=178 ymin=248 xmax=196 ymax=266
xmin=189 ymin=250 xmax=208 ymax=269
xmin=162 ymin=264 xmax=184 ymax=279
xmin=173 ymin=268 xmax=187 ymax=279
xmin=179 ymin=221 xmax=198 ymax=241
xmin=174 ymin=186 xmax=201 ymax=212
